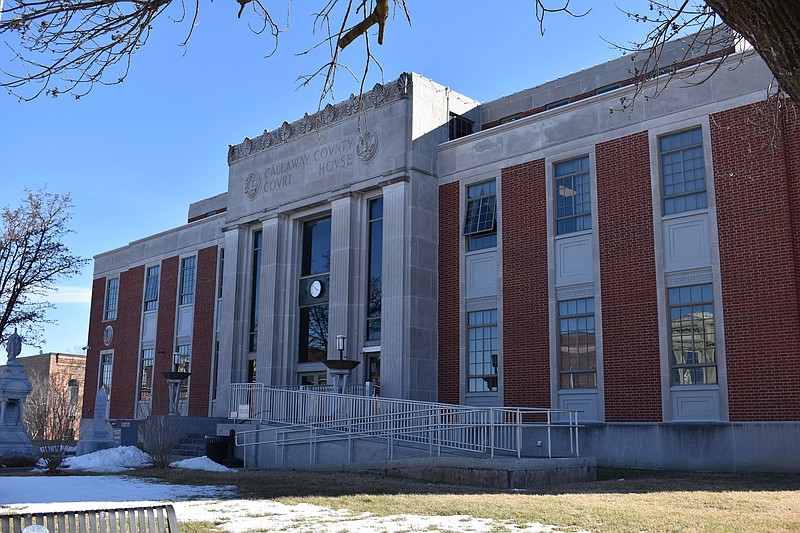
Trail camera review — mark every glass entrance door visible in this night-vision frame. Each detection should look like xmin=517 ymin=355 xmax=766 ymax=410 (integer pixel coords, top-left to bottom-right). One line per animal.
xmin=365 ymin=352 xmax=380 ymax=396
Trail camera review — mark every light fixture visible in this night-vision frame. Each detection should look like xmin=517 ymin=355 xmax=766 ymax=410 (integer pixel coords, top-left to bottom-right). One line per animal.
xmin=336 ymin=335 xmax=346 ymax=359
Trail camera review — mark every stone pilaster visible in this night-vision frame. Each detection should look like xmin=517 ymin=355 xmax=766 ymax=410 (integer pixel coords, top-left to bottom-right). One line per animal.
xmin=381 ymin=181 xmax=409 ymax=399
xmin=328 ymin=195 xmax=360 ymax=366
xmin=256 ymin=215 xmax=287 ymax=386
xmin=212 ymin=225 xmax=246 ymax=417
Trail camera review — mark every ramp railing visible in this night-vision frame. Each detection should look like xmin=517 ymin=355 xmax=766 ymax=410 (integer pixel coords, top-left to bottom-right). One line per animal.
xmin=229 ymin=384 xmax=581 ymax=462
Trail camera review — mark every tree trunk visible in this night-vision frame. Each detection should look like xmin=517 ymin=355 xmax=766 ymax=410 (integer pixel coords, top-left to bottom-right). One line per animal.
xmin=708 ymin=0 xmax=800 ymax=102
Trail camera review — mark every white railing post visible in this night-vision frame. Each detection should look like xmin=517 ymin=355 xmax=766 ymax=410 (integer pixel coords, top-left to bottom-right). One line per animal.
xmin=489 ymin=409 xmax=495 ymax=459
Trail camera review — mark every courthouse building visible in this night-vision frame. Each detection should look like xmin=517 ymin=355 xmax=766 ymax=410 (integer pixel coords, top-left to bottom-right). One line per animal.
xmin=82 ymin=30 xmax=800 ymax=471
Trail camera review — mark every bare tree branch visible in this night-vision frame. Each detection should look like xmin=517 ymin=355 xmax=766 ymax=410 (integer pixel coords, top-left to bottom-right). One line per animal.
xmin=1 ymin=0 xmax=799 ymax=106
xmin=338 ymin=0 xmax=387 ymax=49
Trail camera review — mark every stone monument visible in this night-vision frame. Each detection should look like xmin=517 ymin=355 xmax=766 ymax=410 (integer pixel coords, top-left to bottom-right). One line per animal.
xmin=0 ymin=329 xmax=39 ymax=466
xmin=76 ymin=387 xmax=117 ymax=455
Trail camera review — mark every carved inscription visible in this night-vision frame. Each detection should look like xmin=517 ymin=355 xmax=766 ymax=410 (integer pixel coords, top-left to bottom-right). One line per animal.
xmin=314 ymin=139 xmax=354 ymax=175
xmin=246 ymin=137 xmax=368 ymax=200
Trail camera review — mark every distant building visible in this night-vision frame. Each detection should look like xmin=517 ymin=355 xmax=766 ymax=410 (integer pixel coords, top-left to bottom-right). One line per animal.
xmin=81 ymin=28 xmax=800 ymax=471
xmin=19 ymin=352 xmax=86 ymax=441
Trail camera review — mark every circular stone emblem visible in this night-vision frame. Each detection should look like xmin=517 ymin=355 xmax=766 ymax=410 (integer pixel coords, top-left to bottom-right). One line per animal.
xmin=356 ymin=129 xmax=379 ymax=163
xmin=103 ymin=325 xmax=114 ymax=346
xmin=244 ymin=172 xmax=261 ymax=200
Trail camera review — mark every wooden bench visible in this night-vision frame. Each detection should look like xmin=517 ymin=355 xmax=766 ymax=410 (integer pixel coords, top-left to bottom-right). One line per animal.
xmin=0 ymin=504 xmax=179 ymax=533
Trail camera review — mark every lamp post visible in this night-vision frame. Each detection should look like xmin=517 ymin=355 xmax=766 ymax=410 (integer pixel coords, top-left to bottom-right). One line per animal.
xmin=336 ymin=335 xmax=346 ymax=360
xmin=323 ymin=334 xmax=360 ymax=393
xmin=160 ymin=352 xmax=190 ymax=416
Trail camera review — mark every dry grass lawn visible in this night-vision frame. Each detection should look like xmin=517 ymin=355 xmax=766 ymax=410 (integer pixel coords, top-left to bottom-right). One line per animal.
xmin=134 ymin=467 xmax=800 ymax=532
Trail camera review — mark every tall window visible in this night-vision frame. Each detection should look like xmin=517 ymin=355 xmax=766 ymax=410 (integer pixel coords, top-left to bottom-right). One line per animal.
xmin=299 ymin=217 xmax=331 ymax=363
xmin=467 ymin=310 xmax=498 ymax=392
xmin=179 ymin=256 xmax=196 ymax=305
xmin=104 ymin=278 xmax=118 ymax=320
xmin=669 ymin=284 xmax=716 ymax=385
xmin=218 ymin=248 xmax=225 ymax=299
xmin=143 ymin=265 xmax=160 ymax=311
xmin=175 ymin=344 xmax=191 ymax=399
xmin=555 ymin=155 xmax=591 ymax=235
xmin=367 ymin=198 xmax=383 ymax=342
xmin=660 ymin=127 xmax=708 ymax=215
xmin=67 ymin=379 xmax=79 ymax=414
xmin=464 ymin=181 xmax=497 ymax=251
xmin=99 ymin=352 xmax=113 ymax=394
xmin=558 ymin=298 xmax=597 ymax=389
xmin=249 ymin=231 xmax=263 ymax=352
xmin=138 ymin=348 xmax=154 ymax=401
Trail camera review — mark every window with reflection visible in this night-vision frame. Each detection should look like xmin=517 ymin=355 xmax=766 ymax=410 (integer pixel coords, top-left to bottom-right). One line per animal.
xmin=367 ymin=198 xmax=383 ymax=342
xmin=143 ymin=265 xmax=160 ymax=311
xmin=299 ymin=216 xmax=331 ymax=362
xmin=99 ymin=352 xmax=113 ymax=394
xmin=179 ymin=257 xmax=196 ymax=305
xmin=555 ymin=155 xmax=591 ymax=235
xmin=249 ymin=231 xmax=262 ymax=352
xmin=138 ymin=348 xmax=154 ymax=401
xmin=174 ymin=344 xmax=191 ymax=399
xmin=669 ymin=283 xmax=716 ymax=385
xmin=660 ymin=127 xmax=708 ymax=215
xmin=558 ymin=297 xmax=597 ymax=389
xmin=464 ymin=181 xmax=497 ymax=251
xmin=467 ymin=309 xmax=498 ymax=392
xmin=104 ymin=278 xmax=118 ymax=321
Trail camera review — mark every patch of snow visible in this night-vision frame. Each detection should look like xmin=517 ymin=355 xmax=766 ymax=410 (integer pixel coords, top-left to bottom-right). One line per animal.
xmin=170 ymin=456 xmax=236 ymax=472
xmin=0 ymin=475 xmax=231 ymax=509
xmin=172 ymin=499 xmax=575 ymax=532
xmin=0 ymin=470 xmax=585 ymax=532
xmin=62 ymin=446 xmax=152 ymax=473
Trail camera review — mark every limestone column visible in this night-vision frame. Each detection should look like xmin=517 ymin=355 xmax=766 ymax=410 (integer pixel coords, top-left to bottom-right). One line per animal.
xmin=212 ymin=225 xmax=246 ymax=418
xmin=256 ymin=215 xmax=287 ymax=386
xmin=381 ymin=181 xmax=409 ymax=399
xmin=328 ymin=195 xmax=360 ymax=367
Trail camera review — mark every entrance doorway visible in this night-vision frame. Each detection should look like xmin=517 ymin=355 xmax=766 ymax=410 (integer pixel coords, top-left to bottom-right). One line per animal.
xmin=365 ymin=352 xmax=380 ymax=396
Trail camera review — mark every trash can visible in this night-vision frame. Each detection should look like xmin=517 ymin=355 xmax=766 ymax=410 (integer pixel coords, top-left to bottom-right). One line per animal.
xmin=204 ymin=435 xmax=230 ymax=465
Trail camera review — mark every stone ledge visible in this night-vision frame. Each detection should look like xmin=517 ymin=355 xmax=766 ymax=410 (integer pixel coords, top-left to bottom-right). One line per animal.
xmin=279 ymin=456 xmax=597 ymax=490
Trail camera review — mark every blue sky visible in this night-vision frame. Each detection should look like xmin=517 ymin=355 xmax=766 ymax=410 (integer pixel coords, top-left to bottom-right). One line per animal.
xmin=1 ymin=0 xmax=650 ymax=361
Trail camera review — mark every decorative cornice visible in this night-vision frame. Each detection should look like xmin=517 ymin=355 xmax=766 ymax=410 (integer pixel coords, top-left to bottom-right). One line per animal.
xmin=666 ymin=270 xmax=713 ymax=287
xmin=556 ymin=285 xmax=595 ymax=300
xmin=465 ymin=296 xmax=497 ymax=312
xmin=227 ymin=73 xmax=412 ymax=164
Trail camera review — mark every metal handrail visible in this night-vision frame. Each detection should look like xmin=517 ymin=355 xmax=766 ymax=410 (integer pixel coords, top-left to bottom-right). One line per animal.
xmin=229 ymin=383 xmax=581 ymax=463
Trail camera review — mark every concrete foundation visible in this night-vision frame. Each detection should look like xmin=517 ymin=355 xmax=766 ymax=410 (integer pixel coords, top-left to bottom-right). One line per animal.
xmin=268 ymin=456 xmax=595 ymax=490
xmin=581 ymin=422 xmax=800 ymax=472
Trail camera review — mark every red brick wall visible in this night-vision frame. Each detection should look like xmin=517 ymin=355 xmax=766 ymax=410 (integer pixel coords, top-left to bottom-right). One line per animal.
xmin=189 ymin=246 xmax=218 ymax=416
xmin=711 ymin=103 xmax=800 ymax=421
xmin=785 ymin=102 xmax=800 ymax=313
xmin=596 ymin=131 xmax=662 ymax=422
xmin=501 ymin=159 xmax=551 ymax=408
xmin=153 ymin=256 xmax=179 ymax=416
xmin=82 ymin=277 xmax=107 ymax=419
xmin=82 ymin=267 xmax=144 ymax=420
xmin=107 ymin=265 xmax=144 ymax=419
xmin=438 ymin=181 xmax=461 ymax=404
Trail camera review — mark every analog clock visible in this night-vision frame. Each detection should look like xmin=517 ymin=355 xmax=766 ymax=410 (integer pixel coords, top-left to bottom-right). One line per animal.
xmin=309 ymin=280 xmax=322 ymax=298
